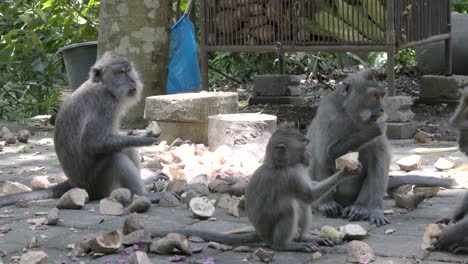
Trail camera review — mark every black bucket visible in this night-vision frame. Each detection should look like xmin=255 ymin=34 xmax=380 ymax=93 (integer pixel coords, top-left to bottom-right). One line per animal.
xmin=58 ymin=41 xmax=98 ymax=91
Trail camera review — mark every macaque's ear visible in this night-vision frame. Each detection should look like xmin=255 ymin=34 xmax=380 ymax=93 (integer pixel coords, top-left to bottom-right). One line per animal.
xmin=91 ymin=67 xmax=102 ymax=82
xmin=338 ymin=81 xmax=351 ymax=96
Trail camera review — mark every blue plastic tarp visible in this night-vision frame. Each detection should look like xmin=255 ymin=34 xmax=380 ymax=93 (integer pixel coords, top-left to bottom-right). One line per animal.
xmin=166 ymin=14 xmax=201 ymax=94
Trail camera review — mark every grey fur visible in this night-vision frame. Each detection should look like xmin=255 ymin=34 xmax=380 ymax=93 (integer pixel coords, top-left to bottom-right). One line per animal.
xmin=151 ymin=127 xmax=360 ymax=252
xmin=306 ymin=70 xmax=391 ymax=226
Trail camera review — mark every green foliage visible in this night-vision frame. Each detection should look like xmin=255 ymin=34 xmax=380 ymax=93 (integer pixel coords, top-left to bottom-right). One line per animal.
xmin=453 ymin=0 xmax=468 ymax=13
xmin=394 ymin=48 xmax=416 ymax=74
xmin=0 ymin=0 xmax=99 ymax=120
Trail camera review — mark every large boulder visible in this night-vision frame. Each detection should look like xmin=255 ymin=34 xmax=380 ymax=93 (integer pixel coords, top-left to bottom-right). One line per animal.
xmin=416 ymin=13 xmax=468 ymax=75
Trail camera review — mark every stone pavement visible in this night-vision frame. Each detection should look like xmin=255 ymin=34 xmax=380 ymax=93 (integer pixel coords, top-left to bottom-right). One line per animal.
xmin=0 ymin=129 xmax=468 ymax=264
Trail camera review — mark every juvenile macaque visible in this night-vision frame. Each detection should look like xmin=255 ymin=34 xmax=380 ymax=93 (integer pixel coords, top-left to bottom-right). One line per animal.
xmin=151 ymin=127 xmax=361 ymax=252
xmin=0 ymin=52 xmax=166 ymax=207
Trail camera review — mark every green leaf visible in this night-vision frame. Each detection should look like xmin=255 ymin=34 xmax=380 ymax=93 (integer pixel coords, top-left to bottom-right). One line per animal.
xmin=41 ymin=0 xmax=55 ymax=9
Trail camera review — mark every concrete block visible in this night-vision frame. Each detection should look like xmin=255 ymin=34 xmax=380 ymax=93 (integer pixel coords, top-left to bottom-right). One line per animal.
xmin=248 ymin=96 xmax=306 ymax=106
xmin=144 ymin=92 xmax=238 ymax=122
xmin=419 ymin=75 xmax=468 ymax=100
xmin=386 ymin=122 xmax=418 ymax=140
xmin=384 ymin=96 xmax=415 ymax=122
xmin=158 ymin=121 xmax=208 ymax=144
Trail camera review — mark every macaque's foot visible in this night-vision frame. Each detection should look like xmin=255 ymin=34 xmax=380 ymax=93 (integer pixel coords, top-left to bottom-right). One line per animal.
xmin=342 ymin=204 xmax=368 ymax=221
xmin=369 ymin=208 xmax=390 ymax=226
xmin=430 ymin=227 xmax=468 ymax=254
xmin=319 ymin=201 xmax=343 ymax=217
xmin=300 ymin=234 xmax=334 ymax=247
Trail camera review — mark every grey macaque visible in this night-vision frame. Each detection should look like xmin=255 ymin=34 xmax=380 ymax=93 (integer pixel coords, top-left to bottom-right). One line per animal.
xmin=0 ymin=52 xmax=166 ymax=206
xmin=151 ymin=127 xmax=361 ymax=252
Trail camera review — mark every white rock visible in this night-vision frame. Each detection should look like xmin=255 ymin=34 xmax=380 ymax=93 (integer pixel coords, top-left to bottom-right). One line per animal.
xmin=100 ymin=197 xmax=124 ymax=215
xmin=30 ymin=176 xmax=56 ymax=191
xmin=56 ymin=188 xmax=89 ymax=209
xmin=396 ymin=155 xmax=422 ymax=172
xmin=340 ymin=224 xmax=368 ymax=240
xmin=87 ymin=230 xmax=123 ymax=254
xmin=189 ymin=197 xmax=215 ymax=219
xmin=335 ymin=152 xmax=360 ymax=171
xmin=46 ymin=208 xmax=60 ymax=225
xmin=434 ymin=158 xmax=455 ymax=171
xmin=146 ymin=121 xmax=161 ymax=137
xmin=19 ymin=251 xmax=48 ymax=264
xmin=3 ymin=181 xmax=31 ymax=194
xmin=346 ymin=240 xmax=375 ymax=263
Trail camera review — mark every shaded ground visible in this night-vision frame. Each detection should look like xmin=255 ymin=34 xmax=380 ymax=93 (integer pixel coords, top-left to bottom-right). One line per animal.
xmin=1 ymin=123 xmax=468 ymax=263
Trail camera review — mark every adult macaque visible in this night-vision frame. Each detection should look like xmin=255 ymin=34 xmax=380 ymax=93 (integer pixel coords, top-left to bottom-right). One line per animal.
xmin=430 ymin=90 xmax=468 ymax=254
xmin=151 ymin=127 xmax=361 ymax=252
xmin=0 ymin=52 xmax=167 ymax=207
xmin=306 ymin=70 xmax=391 ymax=226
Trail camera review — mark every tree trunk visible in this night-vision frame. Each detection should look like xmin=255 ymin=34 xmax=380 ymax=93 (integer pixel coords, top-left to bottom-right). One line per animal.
xmin=98 ymin=0 xmax=172 ymax=128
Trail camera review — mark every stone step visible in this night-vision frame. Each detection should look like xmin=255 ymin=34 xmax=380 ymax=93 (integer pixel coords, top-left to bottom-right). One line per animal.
xmin=248 ymin=96 xmax=306 ymax=106
xmin=386 ymin=122 xmax=418 ymax=140
xmin=419 ymin=75 xmax=468 ymax=100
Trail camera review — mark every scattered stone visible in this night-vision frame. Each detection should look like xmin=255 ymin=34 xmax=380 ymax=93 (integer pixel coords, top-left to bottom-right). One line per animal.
xmin=110 ymin=188 xmax=132 ymax=205
xmin=340 ymin=224 xmax=368 ymax=241
xmin=3 ymin=132 xmax=16 ymax=144
xmin=220 ymin=176 xmax=243 ymax=185
xmin=17 ymin=145 xmax=29 ymax=153
xmin=335 ymin=152 xmax=360 ymax=171
xmin=434 ymin=158 xmax=455 ymax=171
xmin=396 ymin=155 xmax=422 ymax=172
xmin=17 ymin=130 xmax=31 ymax=143
xmin=215 ymin=194 xmax=236 ymax=209
xmin=142 ymin=159 xmax=163 ymax=171
xmin=3 ymin=181 xmax=32 ymax=194
xmin=19 ymin=251 xmax=48 ymax=264
xmin=394 ymin=193 xmax=426 ymax=209
xmin=188 ymin=174 xmax=208 ymax=185
xmin=169 ymin=138 xmax=184 ymax=148
xmin=37 ymin=138 xmax=53 ymax=145
xmin=180 ymin=190 xmax=199 ymax=205
xmin=127 ymin=251 xmax=152 ymax=264
xmin=414 ymin=131 xmax=430 ymax=144
xmin=159 ymin=192 xmax=181 ymax=207
xmin=0 ymin=141 xmax=5 ymax=151
xmin=28 ymin=237 xmax=40 ymax=249
xmin=346 ymin=240 xmax=375 ymax=263
xmin=227 ymin=197 xmax=246 ymax=218
xmin=228 ymin=181 xmax=247 ymax=197
xmin=166 ymin=180 xmax=188 ymax=195
xmin=189 ymin=197 xmax=215 ymax=219
xmin=69 ymin=238 xmax=91 ymax=258
xmin=150 ymin=233 xmax=192 ymax=255
xmin=320 ymin=225 xmax=343 ymax=244
xmin=122 ymin=229 xmax=152 ymax=246
xmin=385 ymin=229 xmax=396 ymax=235
xmin=208 ymin=179 xmax=231 ymax=193
xmin=56 ymin=188 xmax=89 ymax=209
xmin=1 ymin=127 xmax=10 ymax=135
xmin=254 ymin=248 xmax=274 ymax=263
xmin=421 ymin=224 xmax=444 ymax=250
xmin=46 ymin=208 xmax=60 ymax=225
xmin=312 ymin=251 xmax=322 ymax=260
xmin=208 ymin=241 xmax=233 ymax=251
xmin=123 ymin=213 xmax=144 ymax=235
xmin=413 ymin=186 xmax=440 ymax=198
xmin=187 ymin=183 xmax=210 ymax=196
xmin=30 ymin=176 xmax=56 ymax=191
xmin=128 ymin=196 xmax=152 ymax=213
xmin=87 ymin=230 xmax=123 ymax=254
xmin=146 ymin=121 xmax=161 ymax=137
xmin=233 ymin=246 xmax=252 ymax=252
xmin=99 ymin=197 xmax=124 ymax=216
